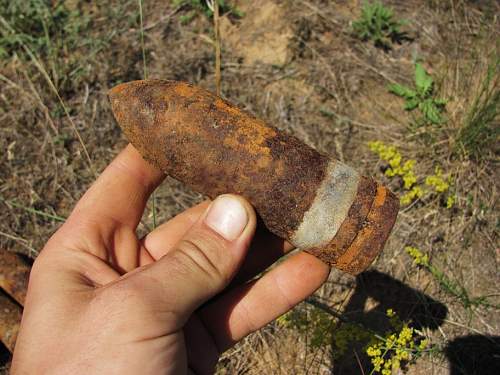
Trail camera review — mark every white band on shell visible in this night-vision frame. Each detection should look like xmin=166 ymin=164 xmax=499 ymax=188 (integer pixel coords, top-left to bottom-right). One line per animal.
xmin=291 ymin=161 xmax=360 ymax=249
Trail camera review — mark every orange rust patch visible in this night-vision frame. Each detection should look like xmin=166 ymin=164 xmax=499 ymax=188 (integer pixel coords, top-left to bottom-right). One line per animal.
xmin=222 ymin=124 xmax=273 ymax=158
xmin=215 ymin=97 xmax=241 ymax=117
xmin=334 ymin=184 xmax=399 ymax=275
xmin=173 ymin=82 xmax=194 ymax=98
xmin=335 ymin=227 xmax=375 ymax=270
xmin=109 ymin=82 xmax=128 ymax=96
xmin=372 ymin=183 xmax=387 ymax=206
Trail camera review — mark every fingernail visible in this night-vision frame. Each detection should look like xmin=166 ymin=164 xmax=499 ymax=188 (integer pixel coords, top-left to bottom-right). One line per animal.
xmin=205 ymin=195 xmax=248 ymax=241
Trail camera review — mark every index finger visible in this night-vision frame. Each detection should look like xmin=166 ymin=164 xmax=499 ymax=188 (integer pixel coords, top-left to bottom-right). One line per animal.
xmin=197 ymin=252 xmax=330 ymax=351
xmin=71 ymin=144 xmax=165 ymax=229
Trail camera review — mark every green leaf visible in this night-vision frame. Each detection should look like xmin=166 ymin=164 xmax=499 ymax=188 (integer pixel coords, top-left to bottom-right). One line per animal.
xmin=352 ymin=1 xmax=403 ymax=48
xmin=404 ymin=97 xmax=419 ymax=111
xmin=434 ymin=98 xmax=447 ymax=107
xmin=415 ymin=63 xmax=433 ymax=96
xmin=420 ymin=101 xmax=443 ymax=124
xmin=388 ymin=83 xmax=417 ymax=99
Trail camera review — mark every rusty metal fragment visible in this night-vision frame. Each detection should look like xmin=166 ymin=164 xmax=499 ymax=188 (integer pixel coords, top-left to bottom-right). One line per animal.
xmin=109 ymin=80 xmax=400 ymax=275
xmin=0 ymin=250 xmax=30 ymax=305
xmin=0 ymin=291 xmax=22 ymax=352
xmin=0 ymin=250 xmax=30 ymax=353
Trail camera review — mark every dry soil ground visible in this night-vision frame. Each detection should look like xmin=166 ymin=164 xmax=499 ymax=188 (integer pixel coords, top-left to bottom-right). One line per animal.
xmin=0 ymin=0 xmax=499 ymax=374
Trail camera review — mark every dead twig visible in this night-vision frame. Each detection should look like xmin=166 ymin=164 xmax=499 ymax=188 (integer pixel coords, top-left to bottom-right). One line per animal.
xmin=207 ymin=0 xmax=222 ymax=96
xmin=144 ymin=6 xmax=182 ymax=31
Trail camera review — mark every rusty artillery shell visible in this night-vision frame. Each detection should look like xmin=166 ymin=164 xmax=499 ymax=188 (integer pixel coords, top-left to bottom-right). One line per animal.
xmin=0 ymin=250 xmax=30 ymax=305
xmin=109 ymin=80 xmax=399 ymax=275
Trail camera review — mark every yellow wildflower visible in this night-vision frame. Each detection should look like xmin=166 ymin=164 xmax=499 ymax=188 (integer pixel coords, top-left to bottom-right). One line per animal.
xmin=400 ymin=186 xmax=425 ymax=205
xmin=402 ymin=171 xmax=417 ymax=189
xmin=372 ymin=356 xmax=384 ymax=371
xmin=369 ymin=141 xmax=456 ymax=207
xmin=446 ymin=195 xmax=455 ymax=209
xmin=425 ymin=167 xmax=451 ymax=193
xmin=385 ymin=168 xmax=396 ymax=177
xmin=400 ymin=350 xmax=410 ymax=360
xmin=418 ymin=339 xmax=429 ymax=350
xmin=405 ymin=246 xmax=429 ymax=267
xmin=392 ymin=358 xmax=400 ymax=370
xmin=400 ymin=193 xmax=412 ymax=205
xmin=380 ymin=146 xmax=398 ymax=161
xmin=367 ymin=346 xmax=382 ymax=357
xmin=386 ymin=334 xmax=396 ymax=348
xmin=389 ymin=153 xmax=402 ymax=168
xmin=402 ymin=160 xmax=415 ymax=173
xmin=368 ymin=141 xmax=384 ymax=153
xmin=365 ymin=308 xmax=428 ymax=374
xmin=398 ymin=326 xmax=413 ymax=345
xmin=276 ymin=312 xmax=291 ymax=326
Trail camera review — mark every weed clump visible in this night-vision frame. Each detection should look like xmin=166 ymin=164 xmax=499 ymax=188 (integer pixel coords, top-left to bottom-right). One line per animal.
xmin=456 ymin=57 xmax=499 ymax=159
xmin=277 ymin=303 xmax=334 ymax=349
xmin=406 ymin=246 xmax=499 ymax=310
xmin=352 ymin=1 xmax=405 ymax=49
xmin=0 ymin=0 xmax=110 ymax=92
xmin=331 ymin=322 xmax=372 ymax=359
xmin=366 ymin=309 xmax=429 ymax=375
xmin=389 ymin=63 xmax=447 ymax=125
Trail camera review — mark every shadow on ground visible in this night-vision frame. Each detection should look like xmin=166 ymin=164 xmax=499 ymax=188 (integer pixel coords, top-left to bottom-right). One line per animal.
xmin=328 ymin=271 xmax=500 ymax=374
xmin=0 ymin=342 xmax=10 ymax=368
xmin=444 ymin=335 xmax=500 ymax=375
xmin=331 ymin=270 xmax=448 ymax=374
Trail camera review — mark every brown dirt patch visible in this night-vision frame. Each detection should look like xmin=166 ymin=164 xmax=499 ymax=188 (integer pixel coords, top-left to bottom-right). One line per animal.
xmin=220 ymin=0 xmax=293 ymax=66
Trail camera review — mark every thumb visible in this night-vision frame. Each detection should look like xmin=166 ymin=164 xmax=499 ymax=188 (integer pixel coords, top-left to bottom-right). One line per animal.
xmin=131 ymin=194 xmax=256 ymax=324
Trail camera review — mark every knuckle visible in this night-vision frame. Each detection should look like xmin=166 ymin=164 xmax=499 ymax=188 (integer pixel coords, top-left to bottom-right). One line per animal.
xmin=174 ymin=235 xmax=228 ymax=286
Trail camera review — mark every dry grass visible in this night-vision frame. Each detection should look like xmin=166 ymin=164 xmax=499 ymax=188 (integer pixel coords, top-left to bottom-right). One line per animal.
xmin=0 ymin=0 xmax=499 ymax=373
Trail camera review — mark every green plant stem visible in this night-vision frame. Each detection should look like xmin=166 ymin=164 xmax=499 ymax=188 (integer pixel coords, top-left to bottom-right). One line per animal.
xmin=137 ymin=0 xmax=156 ymax=229
xmin=138 ymin=0 xmax=148 ymax=79
xmin=213 ymin=0 xmax=221 ymax=96
xmin=423 ymin=262 xmax=499 ymax=309
xmin=3 ymin=200 xmax=66 ymax=222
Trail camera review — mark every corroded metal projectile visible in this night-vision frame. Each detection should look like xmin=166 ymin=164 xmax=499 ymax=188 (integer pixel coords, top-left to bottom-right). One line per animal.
xmin=109 ymin=80 xmax=399 ymax=275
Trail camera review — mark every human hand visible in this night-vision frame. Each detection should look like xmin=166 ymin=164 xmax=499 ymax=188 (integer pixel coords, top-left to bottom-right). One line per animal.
xmin=11 ymin=145 xmax=329 ymax=375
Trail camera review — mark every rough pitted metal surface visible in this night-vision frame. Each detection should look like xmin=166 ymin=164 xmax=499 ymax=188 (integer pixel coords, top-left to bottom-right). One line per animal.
xmin=0 ymin=250 xmax=29 ymax=352
xmin=0 ymin=292 xmax=21 ymax=352
xmin=109 ymin=80 xmax=400 ymax=275
xmin=0 ymin=251 xmax=30 ymax=305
